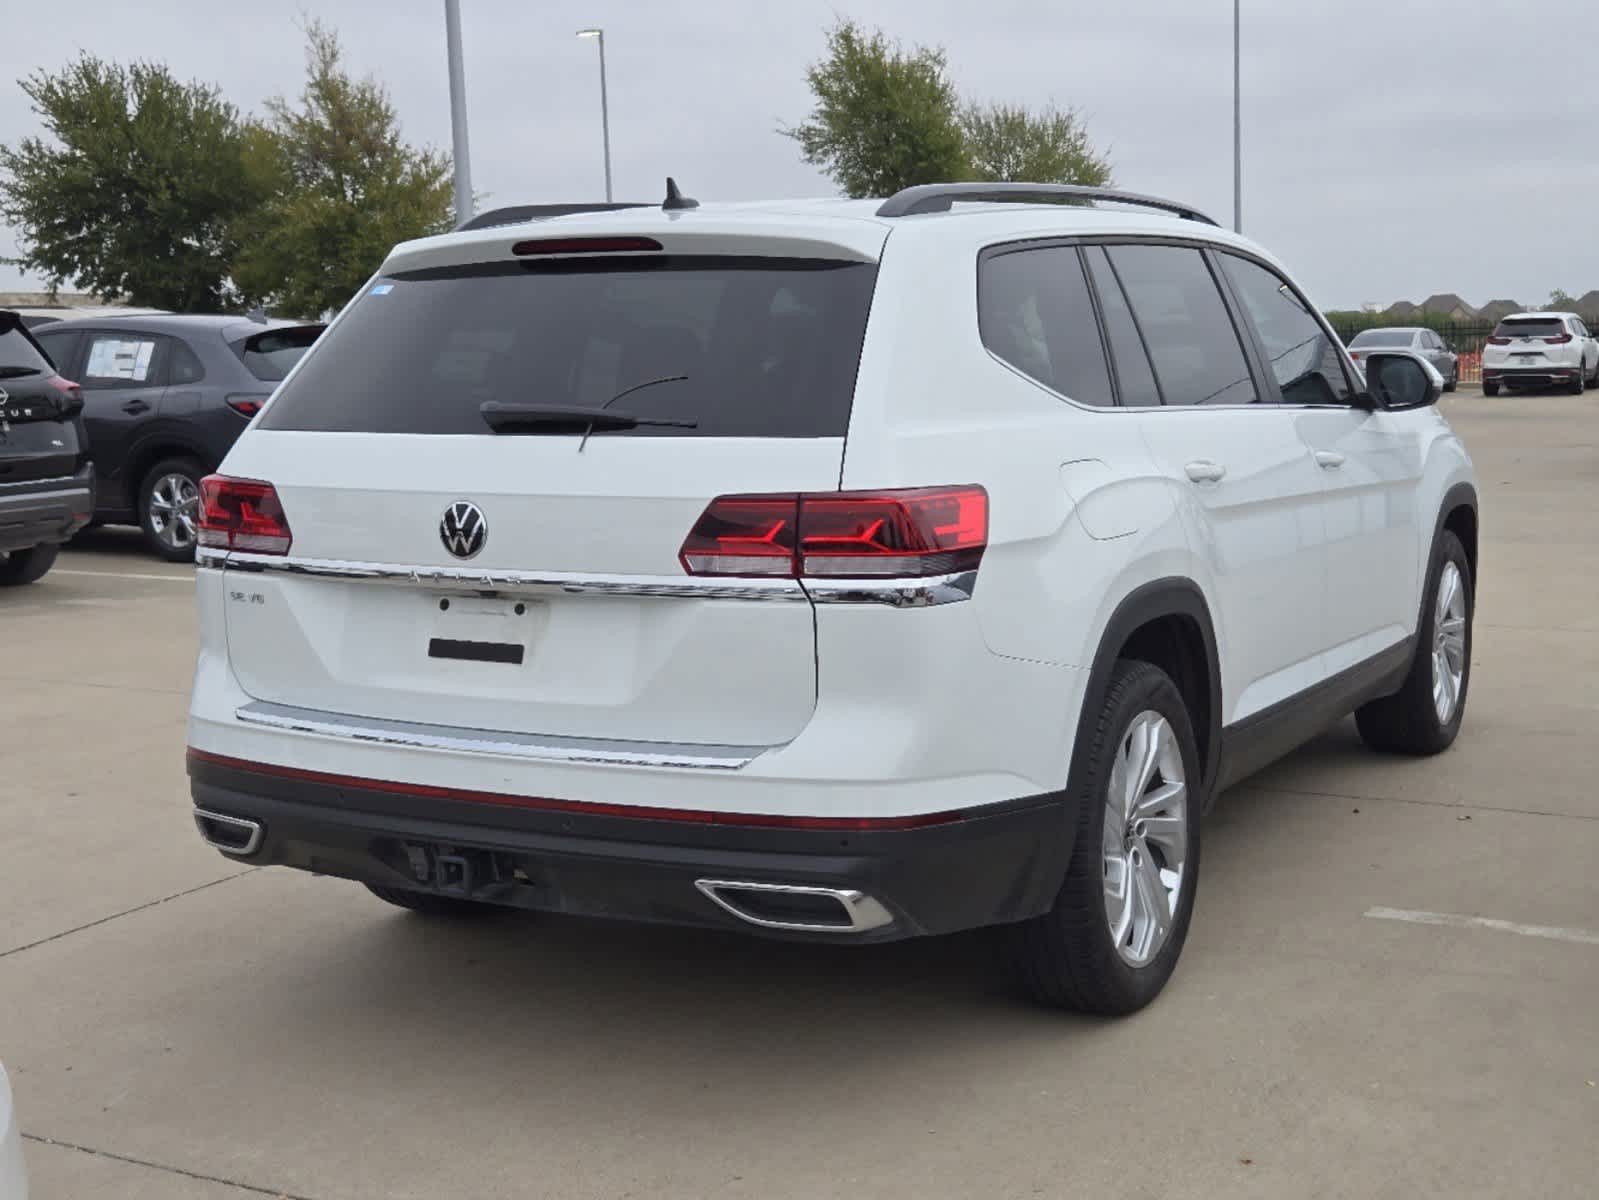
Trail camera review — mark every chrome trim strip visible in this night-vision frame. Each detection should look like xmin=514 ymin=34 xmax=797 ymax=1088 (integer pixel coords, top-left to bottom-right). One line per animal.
xmin=804 ymin=570 xmax=977 ymax=608
xmin=192 ymin=809 xmax=264 ymax=857
xmin=694 ymin=880 xmax=895 ymax=934
xmin=234 ymin=700 xmax=766 ymax=770
xmin=0 ymin=473 xmax=81 ymax=492
xmin=203 ymin=551 xmax=974 ymax=606
xmin=0 ymin=486 xmax=91 ymax=508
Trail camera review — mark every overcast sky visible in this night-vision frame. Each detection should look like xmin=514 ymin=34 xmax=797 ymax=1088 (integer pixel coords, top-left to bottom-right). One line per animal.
xmin=4 ymin=0 xmax=1596 ymax=311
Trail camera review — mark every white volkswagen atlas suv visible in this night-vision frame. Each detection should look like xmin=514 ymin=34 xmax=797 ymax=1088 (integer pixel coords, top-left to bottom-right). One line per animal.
xmin=186 ymin=181 xmax=1478 ymax=1014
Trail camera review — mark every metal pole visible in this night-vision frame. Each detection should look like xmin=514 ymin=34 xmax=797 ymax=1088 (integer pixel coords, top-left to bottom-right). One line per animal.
xmin=597 ymin=31 xmax=613 ymax=203
xmin=444 ymin=0 xmax=473 ymax=226
xmin=1233 ymin=0 xmax=1241 ymax=234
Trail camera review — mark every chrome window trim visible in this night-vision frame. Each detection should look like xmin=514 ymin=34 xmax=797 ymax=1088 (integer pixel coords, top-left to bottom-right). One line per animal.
xmin=234 ymin=700 xmax=767 ymax=770
xmin=201 ymin=550 xmax=976 ymax=606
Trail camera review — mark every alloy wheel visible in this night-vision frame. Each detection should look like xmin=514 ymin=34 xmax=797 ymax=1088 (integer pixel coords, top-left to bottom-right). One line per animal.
xmin=1102 ymin=711 xmax=1188 ymax=967
xmin=1432 ymin=561 xmax=1467 ymax=724
xmin=148 ymin=473 xmax=200 ymax=553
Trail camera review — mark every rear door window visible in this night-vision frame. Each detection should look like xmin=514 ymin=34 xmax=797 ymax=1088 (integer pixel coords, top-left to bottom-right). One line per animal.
xmin=80 ymin=332 xmax=164 ymax=390
xmin=1105 ymin=244 xmax=1260 ymax=406
xmin=978 ymin=245 xmax=1114 ymax=407
xmin=1084 ymin=247 xmax=1162 ymax=407
xmin=32 ymin=328 xmax=84 ymax=375
xmin=1218 ymin=253 xmax=1354 ymax=406
xmin=260 ymin=257 xmax=878 ymax=436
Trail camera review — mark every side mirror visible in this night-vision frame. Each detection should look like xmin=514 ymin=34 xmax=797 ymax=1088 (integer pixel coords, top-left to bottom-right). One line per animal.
xmin=1362 ymin=351 xmax=1441 ymax=411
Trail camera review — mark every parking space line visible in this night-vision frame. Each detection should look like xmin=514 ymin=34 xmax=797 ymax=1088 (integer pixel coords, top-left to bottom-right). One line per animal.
xmin=53 ymin=569 xmax=193 ymax=583
xmin=1365 ymin=907 xmax=1599 ymax=946
xmin=21 ymin=1134 xmax=321 ymax=1200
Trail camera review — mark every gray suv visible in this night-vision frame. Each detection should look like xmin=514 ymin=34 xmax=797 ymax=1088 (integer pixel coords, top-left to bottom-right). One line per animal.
xmin=32 ymin=315 xmax=322 ymax=560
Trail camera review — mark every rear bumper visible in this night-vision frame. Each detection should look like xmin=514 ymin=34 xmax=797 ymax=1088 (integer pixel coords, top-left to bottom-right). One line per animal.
xmin=0 ymin=465 xmax=94 ymax=553
xmin=188 ymin=753 xmax=1073 ymax=942
xmin=1481 ymin=365 xmax=1579 ymax=387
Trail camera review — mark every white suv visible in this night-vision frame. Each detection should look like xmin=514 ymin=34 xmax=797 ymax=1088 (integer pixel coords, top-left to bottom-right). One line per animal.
xmin=1481 ymin=310 xmax=1599 ymax=395
xmin=187 ymin=182 xmax=1478 ymax=1014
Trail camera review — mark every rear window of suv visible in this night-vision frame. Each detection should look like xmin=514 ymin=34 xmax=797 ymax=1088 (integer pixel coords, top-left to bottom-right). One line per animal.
xmin=1494 ymin=318 xmax=1566 ymax=338
xmin=230 ymin=325 xmax=324 ymax=382
xmin=259 ymin=257 xmax=878 ymax=437
xmin=0 ymin=322 xmax=53 ymax=378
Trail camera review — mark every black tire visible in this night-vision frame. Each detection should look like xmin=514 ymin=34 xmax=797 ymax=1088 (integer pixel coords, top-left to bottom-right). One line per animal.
xmin=1007 ymin=660 xmax=1202 ymax=1015
xmin=1355 ymin=530 xmax=1472 ymax=756
xmin=1443 ymin=368 xmax=1457 ymax=393
xmin=0 ymin=542 xmax=60 ymax=586
xmin=1483 ymin=381 xmax=1500 ymax=397
xmin=1569 ymin=370 xmax=1585 ymax=395
xmin=136 ymin=457 xmax=205 ymax=563
xmin=364 ymin=883 xmax=501 ymax=916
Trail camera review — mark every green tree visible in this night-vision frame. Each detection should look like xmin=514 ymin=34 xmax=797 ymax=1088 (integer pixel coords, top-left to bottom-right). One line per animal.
xmin=782 ymin=20 xmax=968 ymax=197
xmin=0 ymin=56 xmax=268 ymax=310
xmin=961 ymin=102 xmax=1111 ymax=187
xmin=232 ymin=21 xmax=452 ymax=317
xmin=1549 ymin=288 xmax=1575 ymax=309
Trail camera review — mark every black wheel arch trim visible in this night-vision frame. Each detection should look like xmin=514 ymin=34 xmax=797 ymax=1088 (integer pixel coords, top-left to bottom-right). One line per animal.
xmin=122 ymin=435 xmax=214 ymax=510
xmin=1068 ymin=577 xmax=1224 ymax=810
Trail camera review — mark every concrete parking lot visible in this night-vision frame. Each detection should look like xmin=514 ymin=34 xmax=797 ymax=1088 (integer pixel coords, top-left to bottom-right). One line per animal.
xmin=3 ymin=390 xmax=1596 ymax=1199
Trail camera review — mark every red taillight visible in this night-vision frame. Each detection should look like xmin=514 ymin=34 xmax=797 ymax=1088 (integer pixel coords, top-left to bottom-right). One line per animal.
xmin=511 ymin=236 xmax=663 ymax=256
xmin=1350 ymin=350 xmax=1365 ymax=360
xmin=1486 ymin=336 xmax=1511 ymax=345
xmin=198 ymin=475 xmax=292 ymax=555
xmin=1545 ymin=334 xmax=1572 ymax=345
xmin=679 ymin=486 xmax=988 ymax=579
xmin=225 ymin=394 xmax=267 ymax=417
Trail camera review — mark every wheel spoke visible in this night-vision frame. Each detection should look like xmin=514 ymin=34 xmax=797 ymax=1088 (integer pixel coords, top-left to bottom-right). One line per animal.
xmin=1126 ymin=716 xmax=1161 ymax=817
xmin=1139 ymin=811 xmax=1187 ymax=861
xmin=1104 ymin=852 xmax=1133 ymax=949
xmin=1436 ymin=564 xmax=1459 ymax=626
xmin=1439 ymin=615 xmax=1465 ymax=640
xmin=1129 ymin=847 xmax=1166 ymax=961
xmin=1132 ymin=779 xmax=1184 ymax=821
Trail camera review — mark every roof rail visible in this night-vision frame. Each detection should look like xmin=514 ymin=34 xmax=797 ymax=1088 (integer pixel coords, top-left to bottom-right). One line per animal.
xmin=874 ymin=183 xmax=1219 ymax=226
xmin=456 ymin=202 xmax=650 ymax=232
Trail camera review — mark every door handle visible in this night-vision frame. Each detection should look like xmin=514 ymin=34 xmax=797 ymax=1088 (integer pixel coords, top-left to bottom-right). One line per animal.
xmin=1314 ymin=451 xmax=1346 ymax=470
xmin=1184 ymin=460 xmax=1227 ymax=484
xmin=121 ymin=399 xmax=151 ymax=415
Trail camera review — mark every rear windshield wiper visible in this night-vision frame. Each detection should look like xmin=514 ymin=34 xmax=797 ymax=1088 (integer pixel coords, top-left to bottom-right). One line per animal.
xmin=479 ymin=401 xmax=696 ymax=435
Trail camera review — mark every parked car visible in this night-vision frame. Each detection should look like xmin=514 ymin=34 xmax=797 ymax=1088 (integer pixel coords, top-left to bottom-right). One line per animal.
xmin=0 ymin=1063 xmax=27 ymax=1199
xmin=1480 ymin=311 xmax=1599 ymax=396
xmin=186 ymin=182 xmax=1478 ymax=1015
xmin=30 ymin=315 xmax=324 ymax=561
xmin=1347 ymin=327 xmax=1458 ymax=391
xmin=0 ymin=311 xmax=94 ymax=586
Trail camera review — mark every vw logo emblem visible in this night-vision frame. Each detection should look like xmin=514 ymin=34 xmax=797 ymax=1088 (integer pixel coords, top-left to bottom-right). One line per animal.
xmin=440 ymin=501 xmax=487 ymax=560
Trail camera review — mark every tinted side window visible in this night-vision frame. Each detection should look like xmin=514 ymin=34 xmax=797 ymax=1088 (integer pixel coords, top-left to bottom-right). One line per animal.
xmin=168 ymin=338 xmax=206 ymax=384
xmin=1219 ymin=254 xmax=1354 ymax=406
xmin=31 ymin=328 xmax=83 ymax=375
xmin=1084 ymin=247 xmax=1161 ymax=407
xmin=978 ymin=246 xmax=1114 ymax=407
xmin=1105 ymin=245 xmax=1257 ymax=406
xmin=80 ymin=333 xmax=164 ymax=390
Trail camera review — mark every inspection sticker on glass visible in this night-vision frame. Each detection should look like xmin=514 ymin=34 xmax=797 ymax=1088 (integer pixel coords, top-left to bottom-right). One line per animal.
xmin=85 ymin=338 xmax=155 ymax=382
xmin=370 ymin=284 xmax=394 ymax=296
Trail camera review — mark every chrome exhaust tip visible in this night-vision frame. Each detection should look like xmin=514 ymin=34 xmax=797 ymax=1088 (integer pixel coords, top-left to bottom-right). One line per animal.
xmin=694 ymin=879 xmax=894 ymax=934
xmin=193 ymin=809 xmax=263 ymax=857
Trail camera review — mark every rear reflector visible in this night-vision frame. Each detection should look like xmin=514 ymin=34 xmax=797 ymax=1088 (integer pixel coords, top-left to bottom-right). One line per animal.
xmin=680 ymin=486 xmax=987 ymax=579
xmin=511 ymin=236 xmax=663 ymax=256
xmin=198 ymin=475 xmax=293 ymax=555
xmin=186 ymin=748 xmax=966 ymax=831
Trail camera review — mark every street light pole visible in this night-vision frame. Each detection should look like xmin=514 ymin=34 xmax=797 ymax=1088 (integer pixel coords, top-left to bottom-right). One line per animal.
xmin=444 ymin=0 xmax=473 ymax=226
xmin=1233 ymin=0 xmax=1241 ymax=234
xmin=577 ymin=29 xmax=613 ymax=202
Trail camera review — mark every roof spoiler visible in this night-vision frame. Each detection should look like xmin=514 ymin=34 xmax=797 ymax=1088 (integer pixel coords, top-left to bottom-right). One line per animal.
xmin=875 ymin=183 xmax=1218 ymax=226
xmin=457 ymin=202 xmax=650 ymax=232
